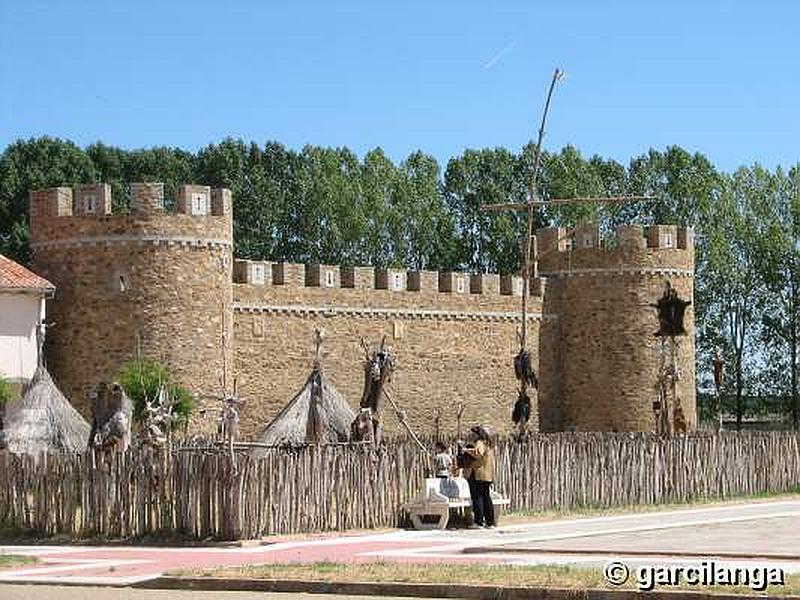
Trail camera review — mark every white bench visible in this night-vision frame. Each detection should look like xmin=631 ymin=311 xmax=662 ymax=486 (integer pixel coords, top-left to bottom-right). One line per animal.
xmin=403 ymin=477 xmax=510 ymax=530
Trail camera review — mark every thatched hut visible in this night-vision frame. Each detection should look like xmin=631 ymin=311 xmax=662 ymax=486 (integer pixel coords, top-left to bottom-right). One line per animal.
xmin=1 ymin=365 xmax=90 ymax=455
xmin=252 ymin=367 xmax=355 ymax=453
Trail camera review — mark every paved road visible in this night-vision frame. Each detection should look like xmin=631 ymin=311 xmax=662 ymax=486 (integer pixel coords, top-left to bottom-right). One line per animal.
xmin=466 ymin=499 xmax=800 ymax=558
xmin=0 ymin=585 xmax=433 ymax=600
xmin=494 ymin=515 xmax=798 ymax=557
xmin=0 ymin=499 xmax=797 ymax=586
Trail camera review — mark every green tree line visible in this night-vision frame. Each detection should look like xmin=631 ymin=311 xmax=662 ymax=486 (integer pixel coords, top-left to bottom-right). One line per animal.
xmin=0 ymin=137 xmax=797 ymax=428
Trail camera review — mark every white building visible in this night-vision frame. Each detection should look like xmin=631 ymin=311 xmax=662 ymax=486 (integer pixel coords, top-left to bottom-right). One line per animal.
xmin=0 ymin=254 xmax=54 ymax=392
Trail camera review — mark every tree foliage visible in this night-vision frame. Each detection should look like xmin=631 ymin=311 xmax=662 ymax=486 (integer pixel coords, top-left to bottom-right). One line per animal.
xmin=117 ymin=359 xmax=193 ymax=428
xmin=696 ymin=167 xmax=775 ymax=426
xmin=0 ymin=373 xmax=11 ymax=406
xmin=2 ymin=136 xmax=798 ymax=427
xmin=0 ymin=137 xmax=97 ymax=261
xmin=752 ymin=166 xmax=800 ymax=427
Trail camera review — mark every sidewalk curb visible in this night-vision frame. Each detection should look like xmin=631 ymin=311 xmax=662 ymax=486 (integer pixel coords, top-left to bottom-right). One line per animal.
xmin=0 ymin=538 xmax=271 ymax=549
xmin=134 ymin=576 xmax=800 ymax=600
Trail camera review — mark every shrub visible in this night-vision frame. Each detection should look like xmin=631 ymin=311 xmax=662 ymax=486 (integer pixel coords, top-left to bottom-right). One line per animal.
xmin=0 ymin=373 xmax=12 ymax=406
xmin=117 ymin=359 xmax=193 ymax=428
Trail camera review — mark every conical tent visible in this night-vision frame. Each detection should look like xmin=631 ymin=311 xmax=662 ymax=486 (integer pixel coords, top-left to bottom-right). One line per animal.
xmin=252 ymin=368 xmax=355 ymax=452
xmin=1 ymin=365 xmax=91 ymax=455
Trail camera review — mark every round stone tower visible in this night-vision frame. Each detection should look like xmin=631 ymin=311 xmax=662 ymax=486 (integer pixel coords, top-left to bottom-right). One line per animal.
xmin=29 ymin=182 xmax=234 ymax=418
xmin=535 ymin=223 xmax=696 ymax=432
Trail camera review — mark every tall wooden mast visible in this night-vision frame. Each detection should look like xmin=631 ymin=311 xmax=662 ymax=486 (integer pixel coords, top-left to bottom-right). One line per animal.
xmin=519 ymin=68 xmax=563 ymax=353
xmin=482 ymin=68 xmax=655 ymax=425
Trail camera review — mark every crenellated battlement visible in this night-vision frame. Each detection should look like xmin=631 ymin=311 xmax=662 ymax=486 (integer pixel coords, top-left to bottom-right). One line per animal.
xmin=29 ymin=181 xmax=235 ymax=427
xmin=29 ymin=182 xmax=233 ymax=250
xmin=31 ymin=182 xmax=232 ymax=219
xmin=29 ymin=178 xmax=696 ymax=437
xmin=536 ymin=223 xmax=695 ymax=276
xmin=232 ymin=259 xmax=545 ymax=299
xmin=537 ymin=223 xmax=694 ymax=253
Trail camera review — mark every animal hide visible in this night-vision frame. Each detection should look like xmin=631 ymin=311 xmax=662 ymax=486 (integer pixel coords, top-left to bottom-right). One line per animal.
xmin=512 ymin=390 xmax=531 ymax=425
xmin=513 ymin=349 xmax=539 ymax=389
xmin=89 ymin=382 xmax=133 ymax=452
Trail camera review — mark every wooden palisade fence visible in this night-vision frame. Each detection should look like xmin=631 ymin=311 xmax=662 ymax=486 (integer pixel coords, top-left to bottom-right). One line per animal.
xmin=0 ymin=432 xmax=798 ymax=540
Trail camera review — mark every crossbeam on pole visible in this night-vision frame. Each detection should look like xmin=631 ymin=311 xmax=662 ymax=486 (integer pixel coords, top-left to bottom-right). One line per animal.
xmin=481 ymin=195 xmax=655 ymax=212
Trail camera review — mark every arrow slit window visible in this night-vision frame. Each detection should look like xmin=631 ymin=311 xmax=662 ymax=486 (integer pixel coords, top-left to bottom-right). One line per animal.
xmin=251 ymin=264 xmax=265 ymax=285
xmin=191 ymin=192 xmax=209 ymax=216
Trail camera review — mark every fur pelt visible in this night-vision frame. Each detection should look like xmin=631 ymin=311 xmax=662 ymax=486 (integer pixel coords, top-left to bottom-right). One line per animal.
xmin=512 ymin=390 xmax=531 ymax=425
xmin=513 ymin=349 xmax=539 ymax=389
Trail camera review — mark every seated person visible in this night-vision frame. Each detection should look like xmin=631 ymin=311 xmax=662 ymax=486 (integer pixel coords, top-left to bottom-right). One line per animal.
xmin=433 ymin=441 xmax=453 ymax=478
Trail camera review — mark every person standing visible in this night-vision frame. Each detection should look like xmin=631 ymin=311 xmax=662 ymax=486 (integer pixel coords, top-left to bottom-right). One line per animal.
xmin=464 ymin=425 xmax=496 ymax=528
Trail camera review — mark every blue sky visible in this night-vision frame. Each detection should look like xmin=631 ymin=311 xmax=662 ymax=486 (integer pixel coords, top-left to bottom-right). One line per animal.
xmin=1 ymin=1 xmax=798 ymax=172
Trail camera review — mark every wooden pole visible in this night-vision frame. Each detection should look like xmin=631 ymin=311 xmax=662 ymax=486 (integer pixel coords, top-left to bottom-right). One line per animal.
xmin=713 ymin=350 xmax=724 ymax=433
xmin=221 ymin=301 xmax=228 ymax=393
xmin=383 ymin=388 xmax=430 ymax=455
xmin=482 ymin=195 xmax=654 ymax=211
xmin=479 ymin=71 xmax=656 ymax=423
xmin=521 ymin=68 xmax=563 ymax=356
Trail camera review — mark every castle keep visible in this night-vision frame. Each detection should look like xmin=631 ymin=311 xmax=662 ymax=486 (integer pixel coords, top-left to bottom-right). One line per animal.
xmin=29 ymin=183 xmax=696 ymax=436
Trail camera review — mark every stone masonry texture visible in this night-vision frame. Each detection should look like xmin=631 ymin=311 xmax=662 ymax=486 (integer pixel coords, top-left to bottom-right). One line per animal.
xmin=29 ymin=183 xmax=696 ymax=437
xmin=30 ymin=185 xmax=233 ymax=428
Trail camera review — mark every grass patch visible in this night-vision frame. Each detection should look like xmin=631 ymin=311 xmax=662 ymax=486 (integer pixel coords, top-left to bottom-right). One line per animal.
xmin=0 ymin=554 xmax=37 ymax=569
xmin=175 ymin=562 xmax=612 ymax=588
xmin=173 ymin=562 xmax=800 ymax=596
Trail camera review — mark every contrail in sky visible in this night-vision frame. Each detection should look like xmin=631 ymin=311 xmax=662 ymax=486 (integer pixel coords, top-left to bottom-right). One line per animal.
xmin=483 ymin=41 xmax=516 ymax=70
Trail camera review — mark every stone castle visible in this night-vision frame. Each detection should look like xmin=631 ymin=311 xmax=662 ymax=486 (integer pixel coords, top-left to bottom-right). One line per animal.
xmin=28 ymin=182 xmax=696 ymax=437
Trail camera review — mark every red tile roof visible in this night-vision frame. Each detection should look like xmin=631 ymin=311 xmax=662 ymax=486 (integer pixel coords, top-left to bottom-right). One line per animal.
xmin=0 ymin=254 xmax=55 ymax=293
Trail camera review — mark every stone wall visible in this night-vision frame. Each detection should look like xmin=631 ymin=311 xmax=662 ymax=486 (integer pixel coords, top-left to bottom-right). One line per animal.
xmin=28 ymin=182 xmax=696 ymax=437
xmin=536 ymin=224 xmax=696 ymax=432
xmin=30 ymin=185 xmax=233 ymax=422
xmin=233 ymin=279 xmax=549 ymax=438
